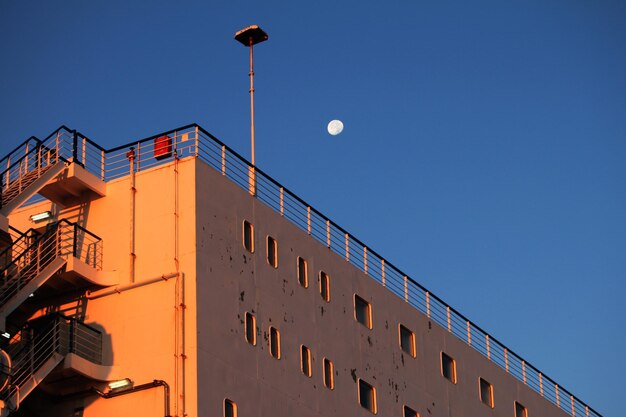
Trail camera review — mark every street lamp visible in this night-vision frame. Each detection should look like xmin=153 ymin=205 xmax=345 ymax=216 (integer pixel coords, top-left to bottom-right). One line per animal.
xmin=234 ymin=25 xmax=268 ymax=195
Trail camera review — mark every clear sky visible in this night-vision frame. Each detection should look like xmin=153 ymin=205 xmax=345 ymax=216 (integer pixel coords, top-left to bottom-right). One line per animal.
xmin=1 ymin=1 xmax=624 ymax=415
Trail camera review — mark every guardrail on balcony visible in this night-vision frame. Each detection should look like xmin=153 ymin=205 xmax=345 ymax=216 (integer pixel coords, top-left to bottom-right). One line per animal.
xmin=0 ymin=314 xmax=103 ymax=403
xmin=4 ymin=124 xmax=602 ymax=417
xmin=0 ymin=220 xmax=103 ymax=307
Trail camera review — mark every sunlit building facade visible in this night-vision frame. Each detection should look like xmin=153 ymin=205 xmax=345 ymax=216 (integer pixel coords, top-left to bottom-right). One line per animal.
xmin=0 ymin=125 xmax=601 ymax=417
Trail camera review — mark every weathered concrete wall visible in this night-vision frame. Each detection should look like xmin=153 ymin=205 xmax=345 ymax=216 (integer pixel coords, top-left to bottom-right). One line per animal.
xmin=8 ymin=158 xmax=198 ymax=417
xmin=195 ymin=159 xmax=569 ymax=417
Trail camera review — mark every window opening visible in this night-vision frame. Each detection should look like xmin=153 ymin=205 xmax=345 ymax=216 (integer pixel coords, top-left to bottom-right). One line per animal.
xmin=355 ymin=295 xmax=372 ymax=329
xmin=441 ymin=352 xmax=456 ymax=384
xmin=323 ymin=358 xmax=334 ymax=389
xmin=479 ymin=378 xmax=494 ymax=408
xmin=267 ymin=236 xmax=278 ymax=268
xmin=399 ymin=324 xmax=416 ymax=357
xmin=320 ymin=271 xmax=330 ymax=302
xmin=243 ymin=221 xmax=254 ymax=253
xmin=515 ymin=401 xmax=527 ymax=417
xmin=269 ymin=326 xmax=280 ymax=359
xmin=224 ymin=399 xmax=237 ymax=417
xmin=301 ymin=345 xmax=312 ymax=377
xmin=358 ymin=379 xmax=377 ymax=414
xmin=403 ymin=405 xmax=418 ymax=417
xmin=297 ymin=257 xmax=308 ymax=288
xmin=245 ymin=312 xmax=256 ymax=346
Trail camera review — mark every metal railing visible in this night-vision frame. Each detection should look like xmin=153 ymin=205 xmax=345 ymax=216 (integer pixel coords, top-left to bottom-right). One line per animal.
xmin=0 ymin=314 xmax=103 ymax=404
xmin=1 ymin=124 xmax=602 ymax=417
xmin=0 ymin=220 xmax=103 ymax=307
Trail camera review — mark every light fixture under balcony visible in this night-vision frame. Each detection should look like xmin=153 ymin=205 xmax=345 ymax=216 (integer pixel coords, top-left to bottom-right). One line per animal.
xmin=30 ymin=211 xmax=52 ymax=223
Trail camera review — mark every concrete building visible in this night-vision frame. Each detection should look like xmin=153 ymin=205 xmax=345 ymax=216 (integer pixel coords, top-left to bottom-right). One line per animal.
xmin=0 ymin=125 xmax=601 ymax=417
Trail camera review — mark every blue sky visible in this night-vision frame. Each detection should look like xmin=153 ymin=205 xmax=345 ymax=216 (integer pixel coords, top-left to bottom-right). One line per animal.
xmin=1 ymin=1 xmax=624 ymax=415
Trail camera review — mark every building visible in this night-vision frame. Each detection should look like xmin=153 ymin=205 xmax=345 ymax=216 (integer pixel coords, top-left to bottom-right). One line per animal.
xmin=0 ymin=125 xmax=601 ymax=417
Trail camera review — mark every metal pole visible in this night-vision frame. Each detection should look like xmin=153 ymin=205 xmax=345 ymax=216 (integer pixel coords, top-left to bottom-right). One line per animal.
xmin=249 ymin=38 xmax=256 ymax=167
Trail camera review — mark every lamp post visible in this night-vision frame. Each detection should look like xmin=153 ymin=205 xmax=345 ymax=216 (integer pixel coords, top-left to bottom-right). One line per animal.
xmin=234 ymin=25 xmax=268 ymax=195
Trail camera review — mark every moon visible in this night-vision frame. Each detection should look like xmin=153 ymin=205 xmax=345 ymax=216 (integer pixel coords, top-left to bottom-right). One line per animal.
xmin=327 ymin=120 xmax=344 ymax=136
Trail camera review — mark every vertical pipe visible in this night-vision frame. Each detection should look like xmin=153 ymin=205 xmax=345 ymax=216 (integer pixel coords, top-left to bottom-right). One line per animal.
xmin=127 ymin=147 xmax=136 ymax=283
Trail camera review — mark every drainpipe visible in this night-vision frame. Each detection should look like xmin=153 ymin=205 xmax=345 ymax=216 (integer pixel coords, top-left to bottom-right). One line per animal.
xmin=126 ymin=147 xmax=136 ymax=283
xmin=93 ymin=379 xmax=171 ymax=417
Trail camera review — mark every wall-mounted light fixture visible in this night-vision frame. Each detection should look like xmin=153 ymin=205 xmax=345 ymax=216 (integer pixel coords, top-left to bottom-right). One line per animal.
xmin=30 ymin=211 xmax=52 ymax=223
xmin=107 ymin=378 xmax=133 ymax=391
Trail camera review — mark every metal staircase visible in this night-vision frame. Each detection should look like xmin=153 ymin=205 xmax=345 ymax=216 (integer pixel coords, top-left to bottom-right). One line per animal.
xmin=0 ymin=314 xmax=103 ymax=416
xmin=0 ymin=137 xmax=68 ymax=217
xmin=0 ymin=128 xmax=108 ymax=415
xmin=0 ymin=220 xmax=103 ymax=332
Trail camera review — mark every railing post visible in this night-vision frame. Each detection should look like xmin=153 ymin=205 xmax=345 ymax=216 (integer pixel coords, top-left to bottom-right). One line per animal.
xmin=505 ymin=348 xmax=509 ymax=372
xmin=539 ymin=372 xmax=544 ymax=396
xmin=326 ymin=220 xmax=331 ymax=248
xmin=446 ymin=306 xmax=451 ymax=332
xmin=486 ymin=335 xmax=491 ymax=360
xmin=195 ymin=126 xmax=199 ymax=157
xmin=426 ymin=291 xmax=431 ymax=319
xmin=363 ymin=246 xmax=368 ymax=275
xmin=571 ymin=395 xmax=575 ymax=417
xmin=101 ymin=149 xmax=105 ymax=180
xmin=279 ymin=187 xmax=284 ymax=216
xmin=72 ymin=130 xmax=79 ymax=165
xmin=81 ymin=137 xmax=87 ymax=167
xmin=307 ymin=207 xmax=311 ymax=235
xmin=381 ymin=259 xmax=385 ymax=287
xmin=466 ymin=321 xmax=471 ymax=345
xmin=345 ymin=233 xmax=349 ymax=261
xmin=403 ymin=276 xmax=408 ymax=302
xmin=556 ymin=384 xmax=560 ymax=408
xmin=73 ymin=225 xmax=78 ymax=258
xmin=221 ymin=145 xmax=226 ymax=175
xmin=522 ymin=360 xmax=526 ymax=384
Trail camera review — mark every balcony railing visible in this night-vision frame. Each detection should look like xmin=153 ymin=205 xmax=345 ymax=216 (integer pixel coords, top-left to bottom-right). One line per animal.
xmin=1 ymin=314 xmax=103 ymax=403
xmin=3 ymin=124 xmax=602 ymax=417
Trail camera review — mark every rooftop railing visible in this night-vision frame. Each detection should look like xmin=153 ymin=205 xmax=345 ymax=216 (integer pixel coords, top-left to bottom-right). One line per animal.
xmin=4 ymin=124 xmax=602 ymax=417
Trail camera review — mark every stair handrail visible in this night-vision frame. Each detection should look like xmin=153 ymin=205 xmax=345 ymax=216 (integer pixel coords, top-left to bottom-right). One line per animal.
xmin=0 ymin=137 xmax=41 ymax=172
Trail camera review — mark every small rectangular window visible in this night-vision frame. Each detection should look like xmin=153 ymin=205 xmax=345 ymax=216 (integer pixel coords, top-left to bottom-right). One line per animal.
xmin=515 ymin=401 xmax=527 ymax=417
xmin=323 ymin=358 xmax=334 ymax=389
xmin=403 ymin=405 xmax=418 ymax=417
xmin=319 ymin=271 xmax=330 ymax=302
xmin=399 ymin=324 xmax=416 ymax=357
xmin=267 ymin=236 xmax=278 ymax=268
xmin=301 ymin=345 xmax=312 ymax=377
xmin=243 ymin=221 xmax=254 ymax=253
xmin=441 ymin=352 xmax=456 ymax=384
xmin=245 ymin=312 xmax=256 ymax=346
xmin=224 ymin=399 xmax=237 ymax=417
xmin=355 ymin=295 xmax=372 ymax=329
xmin=297 ymin=257 xmax=308 ymax=288
xmin=479 ymin=378 xmax=494 ymax=408
xmin=358 ymin=379 xmax=377 ymax=414
xmin=269 ymin=326 xmax=280 ymax=359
